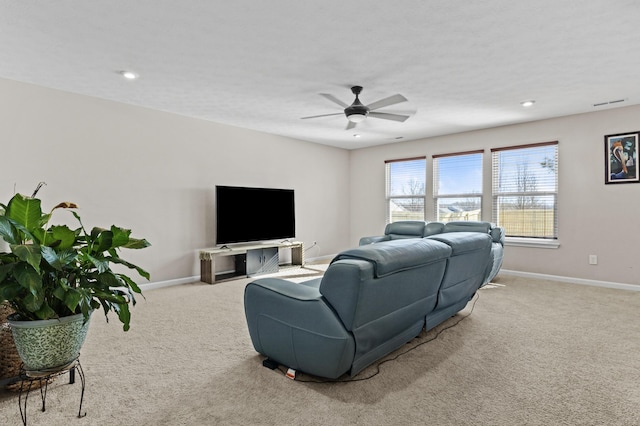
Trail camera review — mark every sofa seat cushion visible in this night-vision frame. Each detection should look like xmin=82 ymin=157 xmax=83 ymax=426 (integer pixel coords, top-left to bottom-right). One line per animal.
xmin=331 ymin=238 xmax=452 ymax=277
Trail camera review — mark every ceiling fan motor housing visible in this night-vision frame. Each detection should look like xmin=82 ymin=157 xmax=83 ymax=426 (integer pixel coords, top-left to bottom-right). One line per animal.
xmin=345 ymin=86 xmax=369 ymax=120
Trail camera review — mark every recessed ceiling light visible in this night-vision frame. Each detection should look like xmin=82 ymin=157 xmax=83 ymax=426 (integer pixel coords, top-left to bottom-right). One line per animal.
xmin=119 ymin=70 xmax=139 ymax=80
xmin=520 ymin=100 xmax=535 ymax=107
xmin=353 ymin=134 xmax=361 ymax=138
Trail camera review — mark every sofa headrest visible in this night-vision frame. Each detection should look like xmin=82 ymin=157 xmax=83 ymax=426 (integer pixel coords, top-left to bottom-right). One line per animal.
xmin=427 ymin=232 xmax=491 ymax=255
xmin=443 ymin=221 xmax=492 ymax=234
xmin=442 ymin=221 xmax=504 ymax=244
xmin=384 ymin=221 xmax=427 ymax=238
xmin=331 ymin=238 xmax=451 ymax=277
xmin=424 ymin=221 xmax=445 ymax=236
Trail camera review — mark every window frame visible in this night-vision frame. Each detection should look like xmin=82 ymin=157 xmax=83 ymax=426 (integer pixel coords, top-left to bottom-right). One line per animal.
xmin=433 ymin=150 xmax=483 ymax=223
xmin=385 ymin=156 xmax=427 ymax=223
xmin=491 ymin=141 xmax=559 ymax=242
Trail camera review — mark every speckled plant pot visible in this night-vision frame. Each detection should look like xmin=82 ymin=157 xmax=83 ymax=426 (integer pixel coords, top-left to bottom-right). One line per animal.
xmin=7 ymin=312 xmax=91 ymax=372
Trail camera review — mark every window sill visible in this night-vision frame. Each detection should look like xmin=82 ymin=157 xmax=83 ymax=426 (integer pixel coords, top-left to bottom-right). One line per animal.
xmin=504 ymin=237 xmax=560 ymax=249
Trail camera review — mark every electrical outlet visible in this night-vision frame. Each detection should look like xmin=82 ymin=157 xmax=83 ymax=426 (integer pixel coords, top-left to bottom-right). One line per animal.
xmin=589 ymin=255 xmax=598 ymax=265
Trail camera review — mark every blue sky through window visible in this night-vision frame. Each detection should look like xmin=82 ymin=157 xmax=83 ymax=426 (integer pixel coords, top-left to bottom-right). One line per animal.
xmin=435 ymin=153 xmax=482 ymax=195
xmin=494 ymin=145 xmax=557 ymax=193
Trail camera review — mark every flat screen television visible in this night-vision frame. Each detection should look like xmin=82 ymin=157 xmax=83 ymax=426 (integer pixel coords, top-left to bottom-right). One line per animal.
xmin=216 ymin=185 xmax=295 ymax=245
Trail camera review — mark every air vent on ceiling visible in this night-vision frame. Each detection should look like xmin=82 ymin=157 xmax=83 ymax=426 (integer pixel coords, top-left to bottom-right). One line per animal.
xmin=593 ymin=99 xmax=626 ymax=107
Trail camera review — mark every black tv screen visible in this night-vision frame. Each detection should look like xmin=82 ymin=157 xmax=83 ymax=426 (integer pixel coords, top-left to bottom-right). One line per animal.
xmin=216 ymin=185 xmax=296 ymax=245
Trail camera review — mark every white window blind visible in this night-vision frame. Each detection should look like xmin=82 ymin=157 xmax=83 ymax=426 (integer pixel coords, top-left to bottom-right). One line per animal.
xmin=385 ymin=157 xmax=426 ymax=223
xmin=433 ymin=150 xmax=483 ymax=222
xmin=492 ymin=142 xmax=558 ymax=238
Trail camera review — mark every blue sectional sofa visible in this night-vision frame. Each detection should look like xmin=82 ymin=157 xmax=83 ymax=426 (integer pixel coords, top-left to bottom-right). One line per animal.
xmin=360 ymin=220 xmax=504 ymax=284
xmin=244 ymin=221 xmax=503 ymax=379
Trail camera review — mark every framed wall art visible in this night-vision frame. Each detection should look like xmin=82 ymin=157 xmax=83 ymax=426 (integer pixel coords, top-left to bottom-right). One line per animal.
xmin=605 ymin=131 xmax=639 ymax=184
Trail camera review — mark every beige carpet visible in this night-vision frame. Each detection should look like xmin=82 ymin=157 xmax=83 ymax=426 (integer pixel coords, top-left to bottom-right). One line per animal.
xmin=1 ymin=265 xmax=639 ymax=426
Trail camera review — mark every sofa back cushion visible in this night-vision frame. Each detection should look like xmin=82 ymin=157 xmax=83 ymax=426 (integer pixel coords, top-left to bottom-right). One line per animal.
xmin=443 ymin=220 xmax=504 ymax=245
xmin=426 ymin=232 xmax=492 ymax=309
xmin=321 ymin=238 xmax=452 ymax=374
xmin=321 ymin=238 xmax=451 ymax=331
xmin=331 ymin=237 xmax=449 ymax=277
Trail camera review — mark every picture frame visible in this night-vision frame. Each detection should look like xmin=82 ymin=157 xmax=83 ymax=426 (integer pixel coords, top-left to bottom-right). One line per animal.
xmin=605 ymin=131 xmax=639 ymax=184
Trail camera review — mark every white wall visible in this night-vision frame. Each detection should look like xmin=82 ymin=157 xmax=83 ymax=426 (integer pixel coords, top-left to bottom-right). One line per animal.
xmin=350 ymin=105 xmax=640 ymax=287
xmin=0 ymin=78 xmax=351 ymax=283
xmin=4 ymin=77 xmax=639 ymax=287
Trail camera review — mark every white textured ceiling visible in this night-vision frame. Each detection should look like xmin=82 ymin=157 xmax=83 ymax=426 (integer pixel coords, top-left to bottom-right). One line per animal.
xmin=1 ymin=1 xmax=639 ymax=149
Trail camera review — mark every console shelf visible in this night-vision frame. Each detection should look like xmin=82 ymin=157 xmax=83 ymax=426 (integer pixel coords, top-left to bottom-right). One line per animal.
xmin=199 ymin=241 xmax=304 ymax=284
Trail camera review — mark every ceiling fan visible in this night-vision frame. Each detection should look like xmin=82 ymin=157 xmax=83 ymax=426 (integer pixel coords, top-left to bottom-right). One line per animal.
xmin=301 ymin=86 xmax=410 ymax=130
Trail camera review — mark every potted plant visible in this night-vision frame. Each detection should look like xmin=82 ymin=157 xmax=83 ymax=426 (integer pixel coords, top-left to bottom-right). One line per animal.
xmin=0 ymin=185 xmax=150 ymax=371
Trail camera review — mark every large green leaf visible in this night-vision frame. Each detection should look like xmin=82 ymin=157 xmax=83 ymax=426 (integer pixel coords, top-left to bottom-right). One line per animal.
xmin=41 ymin=246 xmax=66 ymax=270
xmin=0 ymin=263 xmax=14 ymax=282
xmin=92 ymin=289 xmax=127 ymax=304
xmin=93 ymin=229 xmax=114 ymax=253
xmin=88 ymin=254 xmax=109 ymax=274
xmin=33 ymin=303 xmax=56 ymax=320
xmin=123 ymin=237 xmax=151 ymax=250
xmin=14 ymin=263 xmax=42 ymax=291
xmin=0 ymin=280 xmax=23 ymax=301
xmin=117 ymin=273 xmax=143 ymax=295
xmin=110 ymin=226 xmax=131 ymax=248
xmin=0 ymin=216 xmax=19 ymax=245
xmin=8 ymin=219 xmax=38 ymax=244
xmin=53 ymin=286 xmax=82 ymax=313
xmin=41 ymin=245 xmax=58 ymax=267
xmin=14 ymin=264 xmax=44 ymax=311
xmin=113 ymin=301 xmax=131 ymax=332
xmin=93 ymin=271 xmax=121 ymax=288
xmin=6 ymin=194 xmax=42 ymax=233
xmin=107 ymin=256 xmax=150 ymax=280
xmin=11 ymin=244 xmax=41 ymax=273
xmin=49 ymin=225 xmax=78 ymax=250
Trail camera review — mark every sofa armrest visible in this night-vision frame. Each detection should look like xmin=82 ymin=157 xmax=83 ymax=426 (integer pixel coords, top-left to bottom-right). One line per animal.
xmin=244 ymin=278 xmax=355 ymax=379
xmin=489 ymin=225 xmax=505 ymax=245
xmin=359 ymin=235 xmax=390 ymax=245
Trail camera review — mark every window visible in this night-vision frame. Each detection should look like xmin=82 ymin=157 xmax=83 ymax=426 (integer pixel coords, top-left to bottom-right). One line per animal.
xmin=492 ymin=142 xmax=558 ymax=239
xmin=433 ymin=150 xmax=483 ymax=222
xmin=385 ymin=157 xmax=426 ymax=223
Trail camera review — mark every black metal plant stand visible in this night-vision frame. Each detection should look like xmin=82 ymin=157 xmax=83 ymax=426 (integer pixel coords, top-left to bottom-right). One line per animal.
xmin=17 ymin=356 xmax=86 ymax=426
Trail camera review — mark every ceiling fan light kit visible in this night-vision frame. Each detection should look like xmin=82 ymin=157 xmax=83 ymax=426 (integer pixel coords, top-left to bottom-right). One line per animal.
xmin=347 ymin=113 xmax=367 ymax=123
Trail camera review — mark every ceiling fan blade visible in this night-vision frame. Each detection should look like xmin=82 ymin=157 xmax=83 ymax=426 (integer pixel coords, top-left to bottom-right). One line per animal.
xmin=319 ymin=93 xmax=349 ymax=108
xmin=368 ymin=112 xmax=410 ymax=122
xmin=300 ymin=112 xmax=344 ymax=120
xmin=346 ymin=121 xmax=357 ymax=130
xmin=366 ymin=94 xmax=408 ymax=111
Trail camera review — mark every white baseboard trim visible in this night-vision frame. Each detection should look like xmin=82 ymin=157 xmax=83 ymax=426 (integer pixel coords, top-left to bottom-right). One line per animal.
xmin=140 ymin=275 xmax=200 ymax=291
xmin=305 ymin=254 xmax=335 ymax=263
xmin=500 ymin=269 xmax=640 ymax=292
xmin=139 ymin=265 xmax=640 ymax=293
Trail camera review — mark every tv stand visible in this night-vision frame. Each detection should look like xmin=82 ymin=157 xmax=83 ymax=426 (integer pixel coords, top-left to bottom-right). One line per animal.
xmin=199 ymin=241 xmax=304 ymax=284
